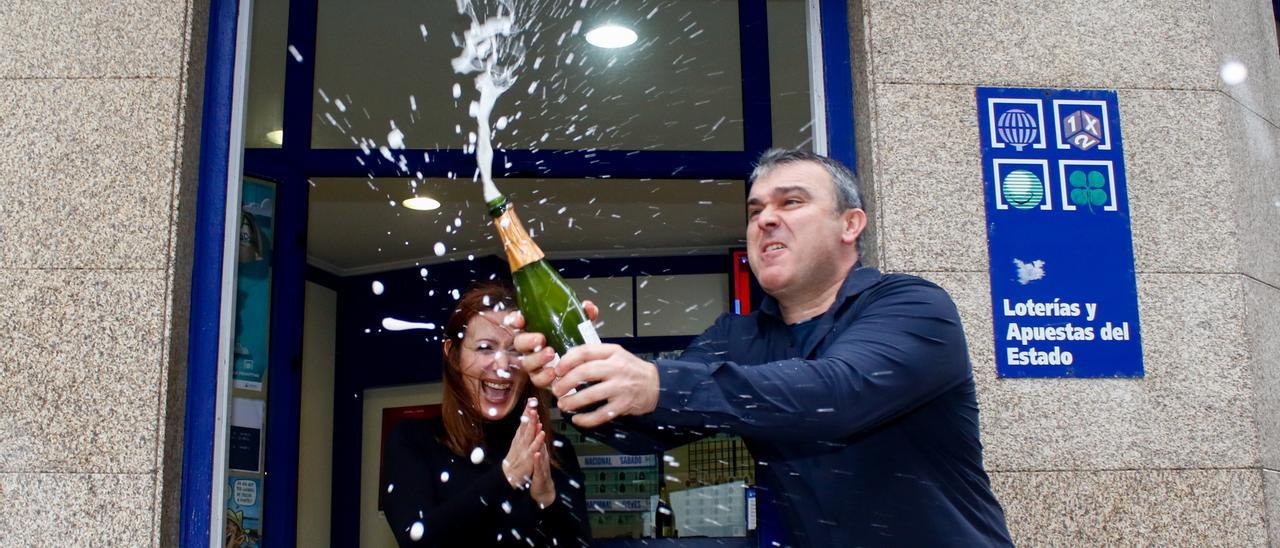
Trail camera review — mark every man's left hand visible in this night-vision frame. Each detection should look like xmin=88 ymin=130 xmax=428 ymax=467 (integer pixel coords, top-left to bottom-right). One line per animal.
xmin=552 ymin=343 xmax=660 ymax=428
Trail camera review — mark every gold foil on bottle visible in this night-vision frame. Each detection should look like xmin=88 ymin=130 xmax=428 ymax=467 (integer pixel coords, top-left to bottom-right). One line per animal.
xmin=494 ymin=206 xmax=545 ymax=271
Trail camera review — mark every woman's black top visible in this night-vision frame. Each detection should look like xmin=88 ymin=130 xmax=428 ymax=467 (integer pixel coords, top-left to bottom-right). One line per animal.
xmin=380 ymin=414 xmax=591 ymax=547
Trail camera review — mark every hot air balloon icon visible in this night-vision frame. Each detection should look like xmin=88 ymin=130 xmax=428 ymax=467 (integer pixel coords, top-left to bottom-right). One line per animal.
xmin=996 ymin=108 xmax=1039 ymax=151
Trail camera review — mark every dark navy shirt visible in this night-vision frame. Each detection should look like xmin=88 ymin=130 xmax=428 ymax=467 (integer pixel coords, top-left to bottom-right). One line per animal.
xmin=589 ymin=266 xmax=1012 ymax=547
xmin=787 ymin=316 xmax=820 ymax=348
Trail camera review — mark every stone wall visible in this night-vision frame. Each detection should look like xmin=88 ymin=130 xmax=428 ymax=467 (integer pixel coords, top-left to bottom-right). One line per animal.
xmin=848 ymin=0 xmax=1280 ymax=544
xmin=0 ymin=1 xmax=204 ymax=545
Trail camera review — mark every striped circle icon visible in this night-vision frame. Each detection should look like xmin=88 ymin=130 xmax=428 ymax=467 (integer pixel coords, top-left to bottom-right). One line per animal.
xmin=996 ymin=109 xmax=1038 ymax=150
xmin=1001 ymin=170 xmax=1044 ymax=209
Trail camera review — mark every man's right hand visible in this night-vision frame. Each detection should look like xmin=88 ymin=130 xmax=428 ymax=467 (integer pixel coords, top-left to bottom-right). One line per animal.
xmin=512 ymin=301 xmax=599 ymax=389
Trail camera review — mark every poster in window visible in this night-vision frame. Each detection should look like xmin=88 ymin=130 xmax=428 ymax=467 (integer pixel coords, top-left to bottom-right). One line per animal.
xmin=229 ymin=397 xmax=265 ymax=472
xmin=232 ymin=178 xmax=276 ymax=391
xmin=225 ymin=475 xmax=262 ymax=548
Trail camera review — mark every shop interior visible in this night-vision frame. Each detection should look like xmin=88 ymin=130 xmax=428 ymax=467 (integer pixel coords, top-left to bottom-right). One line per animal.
xmin=221 ymin=0 xmax=844 ymax=545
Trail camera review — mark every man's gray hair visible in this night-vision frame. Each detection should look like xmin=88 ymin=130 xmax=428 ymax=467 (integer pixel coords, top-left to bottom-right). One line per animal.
xmin=749 ymin=148 xmax=863 ymax=211
xmin=749 ymin=148 xmax=865 ymax=255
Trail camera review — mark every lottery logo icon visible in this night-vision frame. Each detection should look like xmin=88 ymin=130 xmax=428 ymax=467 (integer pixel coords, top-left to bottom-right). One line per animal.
xmin=1062 ymin=109 xmax=1103 ymax=150
xmin=1001 ymin=170 xmax=1045 ymax=209
xmin=996 ymin=109 xmax=1039 ymax=151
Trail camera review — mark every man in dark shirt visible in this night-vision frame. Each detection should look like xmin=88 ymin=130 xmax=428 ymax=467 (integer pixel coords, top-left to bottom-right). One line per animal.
xmin=514 ymin=149 xmax=1012 ymax=546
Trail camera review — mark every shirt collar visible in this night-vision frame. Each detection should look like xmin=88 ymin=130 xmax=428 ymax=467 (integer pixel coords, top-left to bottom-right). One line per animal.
xmin=758 ymin=263 xmax=880 ymax=322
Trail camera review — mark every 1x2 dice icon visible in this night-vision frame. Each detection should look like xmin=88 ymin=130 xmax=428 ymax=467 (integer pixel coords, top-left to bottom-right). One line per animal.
xmin=1062 ymin=110 xmax=1103 ymax=150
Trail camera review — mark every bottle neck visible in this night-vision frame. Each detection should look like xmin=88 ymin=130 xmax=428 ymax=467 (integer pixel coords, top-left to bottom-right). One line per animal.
xmin=486 ymin=195 xmax=510 ymax=217
xmin=490 ymin=199 xmax=545 ymax=271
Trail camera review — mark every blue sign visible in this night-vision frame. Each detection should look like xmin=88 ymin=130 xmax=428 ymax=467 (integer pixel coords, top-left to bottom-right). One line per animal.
xmin=978 ymin=87 xmax=1143 ymax=378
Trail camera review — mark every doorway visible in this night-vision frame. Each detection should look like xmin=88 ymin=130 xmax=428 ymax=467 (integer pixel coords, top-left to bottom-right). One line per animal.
xmin=184 ymin=0 xmax=854 ymax=545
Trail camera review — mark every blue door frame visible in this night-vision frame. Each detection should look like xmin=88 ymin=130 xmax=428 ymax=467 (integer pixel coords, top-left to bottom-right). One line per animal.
xmin=179 ymin=0 xmax=240 ymax=545
xmin=180 ymin=0 xmax=854 ymax=545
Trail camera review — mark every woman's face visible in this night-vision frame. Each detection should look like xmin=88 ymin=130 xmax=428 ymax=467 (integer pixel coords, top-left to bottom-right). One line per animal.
xmin=453 ymin=310 xmax=527 ymax=420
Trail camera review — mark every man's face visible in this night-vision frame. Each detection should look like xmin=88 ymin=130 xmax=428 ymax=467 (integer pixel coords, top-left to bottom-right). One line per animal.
xmin=746 ymin=161 xmax=861 ymax=300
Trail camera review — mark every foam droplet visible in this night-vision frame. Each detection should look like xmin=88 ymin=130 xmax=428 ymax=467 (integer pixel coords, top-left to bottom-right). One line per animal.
xmin=388 ymin=128 xmax=406 ymax=149
xmin=434 ymin=242 xmax=447 ymax=256
xmin=440 ymin=471 xmax=450 ymax=483
xmin=409 ymin=521 xmax=425 ymax=541
xmin=1221 ymin=61 xmax=1248 ymax=85
xmin=471 ymin=447 xmax=485 ymax=464
xmin=372 ymin=281 xmax=385 ymax=295
xmin=382 ymin=318 xmax=436 ymax=331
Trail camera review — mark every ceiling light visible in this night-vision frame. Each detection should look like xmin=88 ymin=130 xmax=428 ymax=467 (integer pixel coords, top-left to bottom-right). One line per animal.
xmin=585 ymin=25 xmax=637 ymax=49
xmin=403 ymin=196 xmax=442 ymax=211
xmin=265 ymin=129 xmax=284 ymax=145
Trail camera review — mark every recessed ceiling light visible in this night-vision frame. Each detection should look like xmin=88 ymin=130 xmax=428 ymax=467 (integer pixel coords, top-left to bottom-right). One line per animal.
xmin=585 ymin=25 xmax=637 ymax=49
xmin=403 ymin=196 xmax=442 ymax=211
xmin=265 ymin=129 xmax=284 ymax=145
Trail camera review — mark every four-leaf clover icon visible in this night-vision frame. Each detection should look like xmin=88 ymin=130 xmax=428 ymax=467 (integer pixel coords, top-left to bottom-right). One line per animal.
xmin=1069 ymin=170 xmax=1107 ymax=212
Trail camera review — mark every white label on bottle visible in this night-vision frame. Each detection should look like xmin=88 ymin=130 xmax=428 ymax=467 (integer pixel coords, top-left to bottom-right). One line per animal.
xmin=578 ymin=320 xmax=602 ymax=345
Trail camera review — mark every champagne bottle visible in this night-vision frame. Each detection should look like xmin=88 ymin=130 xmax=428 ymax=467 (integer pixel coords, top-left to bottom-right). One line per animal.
xmin=488 ymin=194 xmax=601 ymax=355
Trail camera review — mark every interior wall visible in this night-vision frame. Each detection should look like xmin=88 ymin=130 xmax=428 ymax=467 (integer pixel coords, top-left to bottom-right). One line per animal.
xmin=359 ymin=383 xmax=444 ymax=548
xmin=297 ymin=281 xmax=338 ymax=547
xmin=636 ymin=273 xmax=731 ymax=336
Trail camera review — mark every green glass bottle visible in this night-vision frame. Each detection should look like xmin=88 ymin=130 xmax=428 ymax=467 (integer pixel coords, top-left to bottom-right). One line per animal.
xmin=488 ymin=195 xmax=600 ymax=355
